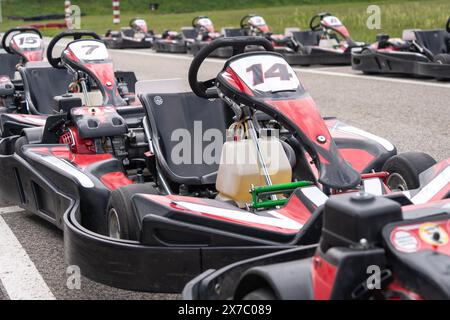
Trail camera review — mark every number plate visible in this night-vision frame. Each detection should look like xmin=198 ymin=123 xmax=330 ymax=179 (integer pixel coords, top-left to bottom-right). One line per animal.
xmin=68 ymin=40 xmax=109 ymax=61
xmin=12 ymin=33 xmax=42 ymax=50
xmin=322 ymin=16 xmax=343 ymax=27
xmin=229 ymin=55 xmax=300 ymax=93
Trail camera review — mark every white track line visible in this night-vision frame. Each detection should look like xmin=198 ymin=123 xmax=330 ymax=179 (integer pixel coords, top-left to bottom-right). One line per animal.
xmin=0 ymin=206 xmax=25 ymax=215
xmin=111 ymin=49 xmax=450 ymax=89
xmin=0 ymin=214 xmax=55 ymax=300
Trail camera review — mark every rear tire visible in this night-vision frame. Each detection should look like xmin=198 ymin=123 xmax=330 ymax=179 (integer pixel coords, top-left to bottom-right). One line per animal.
xmin=242 ymin=288 xmax=277 ymax=300
xmin=434 ymin=53 xmax=450 ymax=64
xmin=107 ymin=183 xmax=160 ymax=240
xmin=433 ymin=54 xmax=450 ymax=81
xmin=382 ymin=152 xmax=436 ymax=191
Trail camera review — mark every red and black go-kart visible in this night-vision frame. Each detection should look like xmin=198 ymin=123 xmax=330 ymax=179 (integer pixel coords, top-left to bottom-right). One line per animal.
xmin=237 ymin=14 xmax=298 ymax=55
xmin=352 ymin=18 xmax=450 ymax=80
xmin=0 ymin=27 xmax=45 ymax=112
xmin=152 ymin=21 xmax=202 ymax=54
xmin=186 ymin=16 xmax=231 ymax=58
xmin=184 ymin=177 xmax=450 ymax=300
xmin=0 ymin=36 xmax=442 ymax=293
xmin=103 ymin=18 xmax=155 ymax=50
xmin=0 ymin=31 xmax=138 ymax=136
xmin=283 ymin=12 xmax=364 ymax=66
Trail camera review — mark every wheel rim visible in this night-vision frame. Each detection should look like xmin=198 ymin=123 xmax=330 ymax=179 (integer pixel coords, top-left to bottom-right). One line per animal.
xmin=108 ymin=208 xmax=121 ymax=239
xmin=386 ymin=173 xmax=409 ymax=191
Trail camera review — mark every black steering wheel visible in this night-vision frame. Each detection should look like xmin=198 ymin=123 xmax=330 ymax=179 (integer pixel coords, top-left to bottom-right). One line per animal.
xmin=1 ymin=27 xmax=42 ymax=54
xmin=240 ymin=14 xmax=257 ymax=29
xmin=446 ymin=17 xmax=450 ymax=33
xmin=188 ymin=36 xmax=274 ymax=99
xmin=309 ymin=12 xmax=331 ymax=31
xmin=192 ymin=16 xmax=209 ymax=28
xmin=46 ymin=30 xmax=101 ymax=69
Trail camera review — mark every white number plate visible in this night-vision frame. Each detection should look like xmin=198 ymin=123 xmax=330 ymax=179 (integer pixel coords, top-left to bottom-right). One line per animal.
xmin=229 ymin=55 xmax=300 ymax=93
xmin=68 ymin=40 xmax=109 ymax=61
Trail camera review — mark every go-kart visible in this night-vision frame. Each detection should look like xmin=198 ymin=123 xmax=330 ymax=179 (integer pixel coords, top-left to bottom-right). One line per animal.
xmin=352 ymin=18 xmax=450 ymax=79
xmin=238 ymin=14 xmax=297 ymax=55
xmin=0 ymin=31 xmax=138 ymax=136
xmin=103 ymin=18 xmax=155 ymax=49
xmin=0 ymin=27 xmax=45 ymax=112
xmin=186 ymin=16 xmax=231 ymax=58
xmin=0 ymin=37 xmax=441 ymax=293
xmin=284 ymin=12 xmax=363 ymax=66
xmin=1 ymin=27 xmax=45 ymax=67
xmin=153 ymin=24 xmax=199 ymax=54
xmin=184 ymin=175 xmax=450 ymax=300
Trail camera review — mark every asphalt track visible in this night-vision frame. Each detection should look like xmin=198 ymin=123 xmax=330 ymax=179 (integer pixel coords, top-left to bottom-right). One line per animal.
xmin=0 ymin=46 xmax=449 ymax=300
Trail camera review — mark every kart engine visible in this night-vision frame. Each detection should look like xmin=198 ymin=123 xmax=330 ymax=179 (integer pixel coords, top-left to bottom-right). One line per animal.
xmin=60 ymin=106 xmax=146 ymax=162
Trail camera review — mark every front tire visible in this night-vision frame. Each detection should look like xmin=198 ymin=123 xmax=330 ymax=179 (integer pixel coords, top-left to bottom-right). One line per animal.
xmin=242 ymin=288 xmax=277 ymax=300
xmin=107 ymin=183 xmax=160 ymax=240
xmin=382 ymin=152 xmax=436 ymax=191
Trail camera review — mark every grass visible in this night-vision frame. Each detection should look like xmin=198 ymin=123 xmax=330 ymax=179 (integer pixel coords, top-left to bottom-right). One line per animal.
xmin=0 ymin=0 xmax=449 ymax=42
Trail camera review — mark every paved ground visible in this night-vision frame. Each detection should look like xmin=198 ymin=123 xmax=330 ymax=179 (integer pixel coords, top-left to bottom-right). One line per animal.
xmin=0 ymin=47 xmax=449 ymax=299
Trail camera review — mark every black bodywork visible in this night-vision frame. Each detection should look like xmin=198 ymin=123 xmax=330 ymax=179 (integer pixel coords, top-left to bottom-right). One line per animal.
xmin=352 ymin=29 xmax=450 ymax=79
xmin=283 ymin=30 xmax=352 ymax=66
xmin=103 ymin=29 xmax=154 ymax=50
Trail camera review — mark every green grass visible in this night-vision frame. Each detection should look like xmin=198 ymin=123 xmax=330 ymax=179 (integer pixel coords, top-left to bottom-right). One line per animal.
xmin=0 ymin=0 xmax=413 ymax=15
xmin=0 ymin=0 xmax=449 ymax=42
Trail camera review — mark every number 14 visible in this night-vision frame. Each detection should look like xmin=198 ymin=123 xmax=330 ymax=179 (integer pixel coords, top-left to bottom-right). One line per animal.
xmin=246 ymin=63 xmax=293 ymax=86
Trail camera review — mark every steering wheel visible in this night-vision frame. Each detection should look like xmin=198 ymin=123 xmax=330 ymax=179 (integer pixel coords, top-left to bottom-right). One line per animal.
xmin=240 ymin=14 xmax=256 ymax=29
xmin=309 ymin=12 xmax=331 ymax=31
xmin=446 ymin=17 xmax=450 ymax=33
xmin=46 ymin=30 xmax=101 ymax=69
xmin=188 ymin=36 xmax=274 ymax=99
xmin=1 ymin=27 xmax=42 ymax=54
xmin=192 ymin=16 xmax=209 ymax=28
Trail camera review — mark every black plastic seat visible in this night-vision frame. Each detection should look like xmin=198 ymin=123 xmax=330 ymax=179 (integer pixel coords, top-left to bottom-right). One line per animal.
xmin=140 ymin=92 xmax=233 ymax=186
xmin=181 ymin=28 xmax=198 ymax=39
xmin=19 ymin=62 xmax=73 ymax=114
xmin=292 ymin=30 xmax=323 ymax=46
xmin=414 ymin=29 xmax=450 ymax=55
xmin=121 ymin=28 xmax=135 ymax=38
xmin=223 ymin=28 xmax=246 ymax=37
xmin=0 ymin=51 xmax=20 ymax=78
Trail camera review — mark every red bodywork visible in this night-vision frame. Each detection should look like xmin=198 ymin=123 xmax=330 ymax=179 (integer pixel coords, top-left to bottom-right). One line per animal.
xmin=10 ymin=37 xmax=44 ymax=62
xmin=311 ymin=253 xmax=337 ymax=300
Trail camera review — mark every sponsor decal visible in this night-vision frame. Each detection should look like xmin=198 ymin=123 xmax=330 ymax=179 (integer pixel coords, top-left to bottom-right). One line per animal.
xmin=391 ymin=230 xmax=419 ymax=253
xmin=418 ymin=222 xmax=449 ymax=246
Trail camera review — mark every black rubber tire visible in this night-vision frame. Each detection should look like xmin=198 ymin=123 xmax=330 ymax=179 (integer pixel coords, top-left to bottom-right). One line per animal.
xmin=106 ymin=183 xmax=160 ymax=240
xmin=242 ymin=288 xmax=277 ymax=300
xmin=382 ymin=152 xmax=437 ymax=191
xmin=433 ymin=53 xmax=450 ymax=64
xmin=14 ymin=136 xmax=29 ymax=158
xmin=433 ymin=54 xmax=450 ymax=81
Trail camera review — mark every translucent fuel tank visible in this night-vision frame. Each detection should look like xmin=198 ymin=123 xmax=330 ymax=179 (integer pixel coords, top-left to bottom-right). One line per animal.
xmin=216 ymin=137 xmax=292 ymax=207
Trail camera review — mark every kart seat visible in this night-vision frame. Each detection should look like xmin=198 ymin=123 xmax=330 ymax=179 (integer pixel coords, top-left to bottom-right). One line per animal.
xmin=414 ymin=29 xmax=450 ymax=55
xmin=121 ymin=28 xmax=135 ymax=38
xmin=181 ymin=28 xmax=198 ymax=40
xmin=291 ymin=30 xmax=323 ymax=46
xmin=19 ymin=62 xmax=72 ymax=115
xmin=0 ymin=51 xmax=20 ymax=78
xmin=140 ymin=90 xmax=233 ymax=186
xmin=222 ymin=28 xmax=246 ymax=37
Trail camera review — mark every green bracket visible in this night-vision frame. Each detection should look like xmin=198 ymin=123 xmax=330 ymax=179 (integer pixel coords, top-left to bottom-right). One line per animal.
xmin=250 ymin=180 xmax=313 ymax=210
